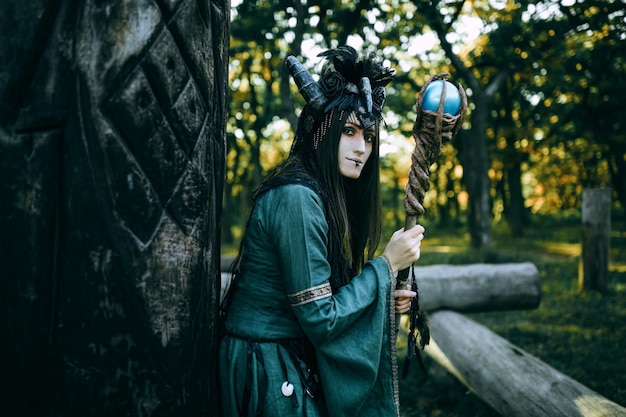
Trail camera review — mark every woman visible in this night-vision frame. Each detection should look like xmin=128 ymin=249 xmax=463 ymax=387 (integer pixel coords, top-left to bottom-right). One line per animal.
xmin=220 ymin=46 xmax=425 ymax=417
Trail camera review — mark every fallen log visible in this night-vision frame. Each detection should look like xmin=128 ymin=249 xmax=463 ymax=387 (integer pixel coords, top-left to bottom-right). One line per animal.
xmin=425 ymin=310 xmax=626 ymax=417
xmin=221 ymin=261 xmax=541 ymax=312
xmin=414 ymin=262 xmax=541 ymax=312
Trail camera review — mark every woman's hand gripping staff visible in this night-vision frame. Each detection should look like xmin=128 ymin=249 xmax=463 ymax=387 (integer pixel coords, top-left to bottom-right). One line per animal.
xmin=382 ymin=225 xmax=425 ymax=314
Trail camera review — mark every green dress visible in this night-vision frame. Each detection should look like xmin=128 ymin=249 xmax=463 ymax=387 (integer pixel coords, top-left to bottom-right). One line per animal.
xmin=220 ymin=184 xmax=400 ymax=417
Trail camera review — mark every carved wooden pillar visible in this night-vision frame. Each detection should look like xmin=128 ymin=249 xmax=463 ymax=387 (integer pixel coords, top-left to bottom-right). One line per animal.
xmin=0 ymin=1 xmax=228 ymax=415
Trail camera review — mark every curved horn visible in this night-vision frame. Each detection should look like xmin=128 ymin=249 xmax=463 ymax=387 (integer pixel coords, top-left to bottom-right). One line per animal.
xmin=360 ymin=77 xmax=373 ymax=113
xmin=285 ymin=56 xmax=327 ymax=110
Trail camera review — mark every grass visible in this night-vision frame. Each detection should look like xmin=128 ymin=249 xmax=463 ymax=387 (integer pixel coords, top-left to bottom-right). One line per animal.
xmin=398 ymin=217 xmax=626 ymax=416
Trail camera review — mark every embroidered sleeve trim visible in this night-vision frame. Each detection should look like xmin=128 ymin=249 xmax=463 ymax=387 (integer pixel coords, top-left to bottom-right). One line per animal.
xmin=288 ymin=283 xmax=332 ymax=307
xmin=379 ymin=254 xmax=394 ymax=278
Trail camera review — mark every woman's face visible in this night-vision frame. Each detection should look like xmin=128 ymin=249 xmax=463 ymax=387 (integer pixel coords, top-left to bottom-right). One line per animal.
xmin=337 ymin=112 xmax=375 ymax=179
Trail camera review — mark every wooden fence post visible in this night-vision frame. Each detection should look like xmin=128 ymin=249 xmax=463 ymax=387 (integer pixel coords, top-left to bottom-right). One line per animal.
xmin=579 ymin=188 xmax=611 ymax=293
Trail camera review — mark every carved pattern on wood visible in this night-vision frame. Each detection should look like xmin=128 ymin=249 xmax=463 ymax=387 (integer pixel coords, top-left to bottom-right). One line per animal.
xmin=1 ymin=0 xmax=228 ymax=414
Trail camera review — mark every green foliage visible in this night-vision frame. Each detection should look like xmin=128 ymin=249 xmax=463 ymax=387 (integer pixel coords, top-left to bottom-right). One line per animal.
xmin=398 ymin=219 xmax=626 ymax=416
xmin=224 ymin=0 xmax=626 ymax=246
xmin=486 ymin=0 xmax=626 ymax=216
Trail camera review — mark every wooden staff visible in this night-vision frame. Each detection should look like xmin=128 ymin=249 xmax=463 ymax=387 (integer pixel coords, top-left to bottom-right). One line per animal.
xmin=396 ymin=73 xmax=467 ymax=370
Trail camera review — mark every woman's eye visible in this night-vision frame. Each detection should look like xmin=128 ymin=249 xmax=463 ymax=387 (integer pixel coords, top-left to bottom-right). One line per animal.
xmin=365 ymin=134 xmax=375 ymax=143
xmin=343 ymin=127 xmax=354 ymax=135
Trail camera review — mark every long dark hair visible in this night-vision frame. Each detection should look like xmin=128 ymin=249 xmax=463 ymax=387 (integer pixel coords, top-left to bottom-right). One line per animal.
xmin=229 ymin=104 xmax=383 ymax=294
xmin=314 ymin=108 xmax=382 ymax=289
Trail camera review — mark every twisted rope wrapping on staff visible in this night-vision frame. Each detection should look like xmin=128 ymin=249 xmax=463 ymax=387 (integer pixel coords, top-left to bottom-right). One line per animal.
xmin=403 ymin=73 xmax=466 ymax=221
xmin=394 ymin=74 xmax=467 ymax=378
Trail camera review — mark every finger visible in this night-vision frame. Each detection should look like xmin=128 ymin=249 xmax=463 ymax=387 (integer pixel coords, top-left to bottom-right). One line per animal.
xmin=395 ymin=297 xmax=411 ymax=306
xmin=410 ymin=231 xmax=424 ymax=245
xmin=395 ymin=302 xmax=407 ymax=312
xmin=395 ymin=298 xmax=413 ymax=310
xmin=406 ymin=224 xmax=425 ymax=236
xmin=395 ymin=303 xmax=411 ymax=313
xmin=394 ymin=290 xmax=416 ymax=298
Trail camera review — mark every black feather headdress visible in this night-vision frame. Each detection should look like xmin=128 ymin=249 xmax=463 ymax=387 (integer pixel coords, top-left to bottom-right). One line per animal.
xmin=285 ymin=46 xmax=395 ymax=130
xmin=318 ymin=46 xmax=394 ymax=88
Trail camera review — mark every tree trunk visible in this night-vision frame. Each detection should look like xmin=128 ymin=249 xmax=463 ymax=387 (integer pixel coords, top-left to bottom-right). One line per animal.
xmin=415 ymin=263 xmax=540 ymax=312
xmin=0 ymin=1 xmax=228 ymax=415
xmin=606 ymin=142 xmax=626 ymax=211
xmin=426 ymin=311 xmax=626 ymax=417
xmin=506 ymin=160 xmax=526 ymax=237
xmin=579 ymin=188 xmax=611 ymax=293
xmin=457 ymin=122 xmax=493 ymax=249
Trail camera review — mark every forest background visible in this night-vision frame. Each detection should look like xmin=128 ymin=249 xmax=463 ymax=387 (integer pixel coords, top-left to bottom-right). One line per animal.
xmin=221 ymin=0 xmax=626 ymax=415
xmin=222 ymin=0 xmax=625 ymax=249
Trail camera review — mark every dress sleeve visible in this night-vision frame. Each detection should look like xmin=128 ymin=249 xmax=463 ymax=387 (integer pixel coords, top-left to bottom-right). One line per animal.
xmin=263 ymin=184 xmax=394 ymax=346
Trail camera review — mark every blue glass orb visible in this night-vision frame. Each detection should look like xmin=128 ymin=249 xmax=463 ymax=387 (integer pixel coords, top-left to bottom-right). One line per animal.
xmin=422 ymin=80 xmax=461 ymax=115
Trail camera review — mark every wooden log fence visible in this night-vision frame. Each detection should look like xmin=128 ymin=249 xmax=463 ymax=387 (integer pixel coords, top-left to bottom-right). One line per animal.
xmin=220 ymin=261 xmax=541 ymax=311
xmin=413 ymin=262 xmax=540 ymax=312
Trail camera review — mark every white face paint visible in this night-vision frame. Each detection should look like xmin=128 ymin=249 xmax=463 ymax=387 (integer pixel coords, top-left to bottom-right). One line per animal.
xmin=337 ymin=112 xmax=375 ymax=179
